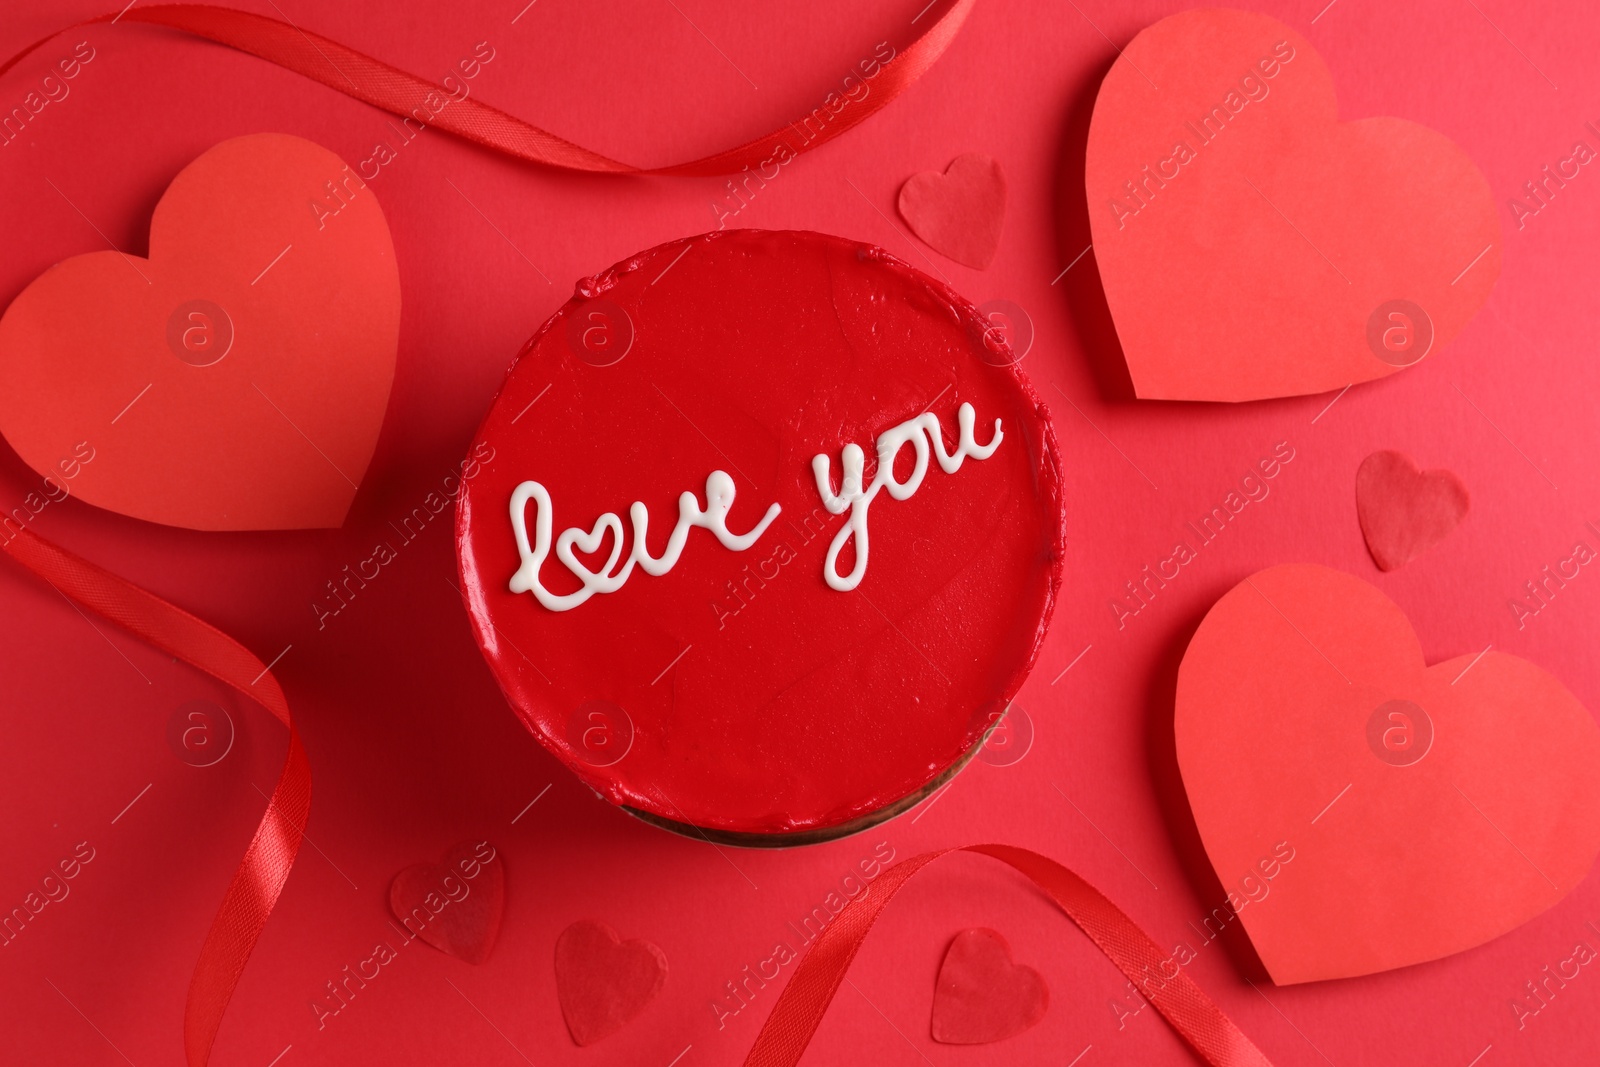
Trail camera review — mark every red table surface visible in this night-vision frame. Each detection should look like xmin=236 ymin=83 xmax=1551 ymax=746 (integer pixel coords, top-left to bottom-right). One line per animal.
xmin=1 ymin=1 xmax=1596 ymax=1064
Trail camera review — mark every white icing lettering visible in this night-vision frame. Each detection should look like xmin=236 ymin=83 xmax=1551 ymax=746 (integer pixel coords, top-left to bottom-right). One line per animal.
xmin=509 ymin=471 xmax=780 ymax=611
xmin=811 ymin=402 xmax=1001 ymax=592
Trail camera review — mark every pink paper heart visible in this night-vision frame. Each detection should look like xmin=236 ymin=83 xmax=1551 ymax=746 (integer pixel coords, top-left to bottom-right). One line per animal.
xmin=0 ymin=133 xmax=399 ymax=530
xmin=1084 ymin=9 xmax=1499 ymax=401
xmin=897 ymin=153 xmax=1007 ymax=269
xmin=1176 ymin=564 xmax=1600 ymax=983
xmin=931 ymin=928 xmax=1048 ymax=1044
xmin=388 ymin=841 xmax=504 ymax=964
xmin=1356 ymin=450 xmax=1469 ymax=571
xmin=554 ymin=920 xmax=667 ymax=1046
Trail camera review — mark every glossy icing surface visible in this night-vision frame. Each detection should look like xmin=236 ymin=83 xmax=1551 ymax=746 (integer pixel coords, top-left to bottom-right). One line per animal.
xmin=457 ymin=230 xmax=1063 ymax=834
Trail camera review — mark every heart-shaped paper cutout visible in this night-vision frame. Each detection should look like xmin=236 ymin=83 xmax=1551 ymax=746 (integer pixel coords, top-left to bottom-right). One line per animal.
xmin=931 ymin=927 xmax=1048 ymax=1044
xmin=0 ymin=133 xmax=400 ymax=529
xmin=1086 ymin=10 xmax=1499 ymax=401
xmin=388 ymin=841 xmax=504 ymax=964
xmin=1356 ymin=450 xmax=1469 ymax=571
xmin=897 ymin=153 xmax=1007 ymax=269
xmin=1177 ymin=564 xmax=1600 ymax=983
xmin=554 ymin=920 xmax=667 ymax=1046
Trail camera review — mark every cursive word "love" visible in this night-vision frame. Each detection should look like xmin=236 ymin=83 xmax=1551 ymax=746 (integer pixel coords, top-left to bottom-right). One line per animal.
xmin=509 ymin=471 xmax=780 ymax=611
xmin=811 ymin=402 xmax=1002 ymax=592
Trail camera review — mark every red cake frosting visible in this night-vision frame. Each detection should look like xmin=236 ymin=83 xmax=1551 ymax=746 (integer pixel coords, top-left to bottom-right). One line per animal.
xmin=456 ymin=230 xmax=1063 ymax=838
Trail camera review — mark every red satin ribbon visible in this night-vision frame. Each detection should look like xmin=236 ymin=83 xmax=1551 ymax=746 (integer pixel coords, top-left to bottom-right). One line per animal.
xmin=743 ymin=844 xmax=1274 ymax=1067
xmin=0 ymin=0 xmax=976 ymax=176
xmin=1 ymin=528 xmax=310 ymax=1067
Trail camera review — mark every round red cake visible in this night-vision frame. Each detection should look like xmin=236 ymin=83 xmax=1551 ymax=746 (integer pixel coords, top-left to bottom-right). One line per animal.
xmin=456 ymin=230 xmax=1063 ymax=842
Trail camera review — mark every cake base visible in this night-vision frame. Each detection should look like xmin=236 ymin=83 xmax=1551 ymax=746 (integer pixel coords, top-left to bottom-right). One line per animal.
xmin=620 ymin=720 xmax=995 ymax=848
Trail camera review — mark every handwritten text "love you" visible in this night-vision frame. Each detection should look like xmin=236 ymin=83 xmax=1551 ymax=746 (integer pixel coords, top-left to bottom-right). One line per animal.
xmin=506 ymin=402 xmax=1001 ymax=610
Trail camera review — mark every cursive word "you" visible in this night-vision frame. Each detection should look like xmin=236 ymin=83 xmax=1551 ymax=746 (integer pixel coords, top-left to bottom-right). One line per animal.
xmin=812 ymin=402 xmax=1002 ymax=591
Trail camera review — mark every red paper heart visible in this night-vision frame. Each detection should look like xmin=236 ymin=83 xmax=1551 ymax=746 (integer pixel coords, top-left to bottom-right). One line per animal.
xmin=1355 ymin=450 xmax=1469 ymax=571
xmin=554 ymin=920 xmax=667 ymax=1046
xmin=1177 ymin=564 xmax=1600 ymax=983
xmin=388 ymin=841 xmax=504 ymax=964
xmin=0 ymin=133 xmax=399 ymax=530
xmin=897 ymin=153 xmax=1007 ymax=268
xmin=931 ymin=927 xmax=1048 ymax=1044
xmin=1086 ymin=10 xmax=1499 ymax=401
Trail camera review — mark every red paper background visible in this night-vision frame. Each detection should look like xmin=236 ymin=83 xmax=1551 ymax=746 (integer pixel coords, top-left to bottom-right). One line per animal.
xmin=1 ymin=1 xmax=1596 ymax=1064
